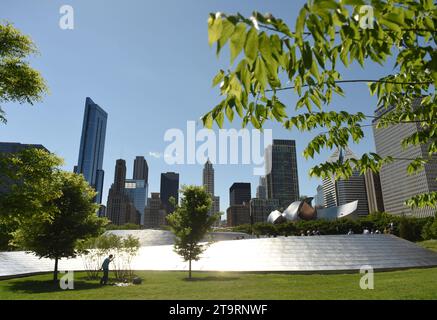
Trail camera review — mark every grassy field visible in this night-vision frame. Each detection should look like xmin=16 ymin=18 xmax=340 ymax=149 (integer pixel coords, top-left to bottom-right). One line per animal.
xmin=1 ymin=268 xmax=437 ymax=300
xmin=418 ymin=240 xmax=437 ymax=252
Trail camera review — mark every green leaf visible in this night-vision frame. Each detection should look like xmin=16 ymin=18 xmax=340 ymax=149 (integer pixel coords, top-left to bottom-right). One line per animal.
xmin=259 ymin=32 xmax=272 ymax=61
xmin=230 ymin=23 xmax=246 ymax=64
xmin=254 ymin=57 xmax=268 ymax=89
xmin=215 ymin=110 xmax=224 ymax=128
xmin=208 ymin=18 xmax=223 ymax=46
xmin=244 ymin=28 xmax=259 ymax=64
xmin=302 ymin=42 xmax=313 ymax=70
xmin=212 ymin=70 xmax=225 ymax=87
xmin=251 ymin=115 xmax=261 ymax=129
xmin=225 ymin=105 xmax=234 ymax=122
xmin=202 ymin=113 xmax=213 ymax=129
xmin=216 ymin=19 xmax=235 ymax=55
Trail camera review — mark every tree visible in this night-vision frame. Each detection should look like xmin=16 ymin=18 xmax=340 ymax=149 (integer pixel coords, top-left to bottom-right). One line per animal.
xmin=205 ymin=0 xmax=436 ymax=210
xmin=0 ymin=22 xmax=48 ymax=124
xmin=12 ymin=171 xmax=107 ymax=282
xmin=0 ymin=148 xmax=64 ymax=222
xmin=166 ymin=186 xmax=219 ymax=279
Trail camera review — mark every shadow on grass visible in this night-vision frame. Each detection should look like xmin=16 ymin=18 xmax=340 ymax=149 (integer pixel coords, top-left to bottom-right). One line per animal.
xmin=183 ymin=276 xmax=240 ymax=282
xmin=6 ymin=280 xmax=102 ymax=294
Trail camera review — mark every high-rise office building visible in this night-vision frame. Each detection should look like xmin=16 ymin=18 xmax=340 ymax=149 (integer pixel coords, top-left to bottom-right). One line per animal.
xmin=144 ymin=193 xmax=167 ymax=228
xmin=227 ymin=203 xmax=250 ymax=227
xmin=160 ymin=172 xmax=179 ymax=214
xmin=125 ymin=179 xmax=148 ymax=225
xmin=106 ymin=159 xmax=140 ymax=225
xmin=203 ymin=159 xmax=214 ymax=195
xmin=265 ymin=139 xmax=300 ymax=208
xmin=256 ymin=177 xmax=267 ymax=199
xmin=322 ymin=147 xmax=369 ymax=216
xmin=249 ymin=198 xmax=280 ymax=224
xmin=133 ymin=156 xmax=149 ymax=182
xmin=202 ymin=160 xmax=220 ymax=222
xmin=373 ymin=101 xmax=437 ymax=217
xmin=229 ymin=183 xmax=251 ymax=206
xmin=364 ymin=170 xmax=385 ymax=214
xmin=74 ymin=97 xmax=108 ymax=204
xmin=314 ymin=184 xmax=324 ymax=208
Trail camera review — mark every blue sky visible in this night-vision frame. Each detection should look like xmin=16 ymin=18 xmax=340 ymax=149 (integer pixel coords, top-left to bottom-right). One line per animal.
xmin=0 ymin=0 xmax=395 ymax=215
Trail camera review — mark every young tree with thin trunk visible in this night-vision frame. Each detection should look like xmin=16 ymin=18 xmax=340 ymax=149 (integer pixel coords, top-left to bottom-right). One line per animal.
xmin=166 ymin=186 xmax=219 ymax=279
xmin=2 ymin=150 xmax=107 ymax=282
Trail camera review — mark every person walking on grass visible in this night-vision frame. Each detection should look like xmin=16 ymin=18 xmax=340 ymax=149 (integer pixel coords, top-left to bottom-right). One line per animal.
xmin=100 ymin=254 xmax=114 ymax=285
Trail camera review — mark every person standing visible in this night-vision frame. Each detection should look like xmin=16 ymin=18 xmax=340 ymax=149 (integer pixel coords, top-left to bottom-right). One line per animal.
xmin=100 ymin=254 xmax=114 ymax=285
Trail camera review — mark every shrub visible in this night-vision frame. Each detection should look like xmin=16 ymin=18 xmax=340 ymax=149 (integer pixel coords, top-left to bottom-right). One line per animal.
xmin=78 ymin=233 xmax=140 ymax=281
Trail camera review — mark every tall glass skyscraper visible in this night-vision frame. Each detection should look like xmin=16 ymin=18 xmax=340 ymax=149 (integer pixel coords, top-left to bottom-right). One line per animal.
xmin=265 ymin=139 xmax=300 ymax=208
xmin=74 ymin=97 xmax=108 ymax=204
xmin=160 ymin=172 xmax=179 ymax=214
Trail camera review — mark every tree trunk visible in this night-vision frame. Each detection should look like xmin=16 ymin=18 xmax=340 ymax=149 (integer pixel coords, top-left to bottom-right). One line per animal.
xmin=53 ymin=257 xmax=59 ymax=282
xmin=189 ymin=259 xmax=192 ymax=279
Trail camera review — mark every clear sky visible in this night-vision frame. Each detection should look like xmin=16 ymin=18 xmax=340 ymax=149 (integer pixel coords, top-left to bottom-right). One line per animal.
xmin=0 ymin=0 xmax=395 ymax=215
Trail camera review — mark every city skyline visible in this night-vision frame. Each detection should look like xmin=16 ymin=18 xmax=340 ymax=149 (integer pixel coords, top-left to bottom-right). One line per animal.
xmin=0 ymin=0 xmax=398 ymax=215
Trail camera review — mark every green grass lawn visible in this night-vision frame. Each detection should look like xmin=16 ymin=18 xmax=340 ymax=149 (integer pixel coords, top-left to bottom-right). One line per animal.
xmin=1 ymin=268 xmax=437 ymax=300
xmin=418 ymin=240 xmax=437 ymax=252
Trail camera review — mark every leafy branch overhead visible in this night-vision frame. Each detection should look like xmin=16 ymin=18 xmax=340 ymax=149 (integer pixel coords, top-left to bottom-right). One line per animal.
xmin=205 ymin=0 xmax=436 ymax=209
xmin=0 ymin=22 xmax=48 ymax=124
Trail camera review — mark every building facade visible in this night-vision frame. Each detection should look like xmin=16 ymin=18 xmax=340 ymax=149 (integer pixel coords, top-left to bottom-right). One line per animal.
xmin=144 ymin=193 xmax=167 ymax=228
xmin=202 ymin=160 xmax=221 ymax=223
xmin=229 ymin=183 xmax=251 ymax=206
xmin=133 ymin=156 xmax=149 ymax=182
xmin=160 ymin=172 xmax=179 ymax=214
xmin=125 ymin=179 xmax=148 ymax=225
xmin=322 ymin=147 xmax=370 ymax=216
xmin=265 ymin=139 xmax=300 ymax=208
xmin=249 ymin=198 xmax=280 ymax=224
xmin=74 ymin=97 xmax=108 ymax=205
xmin=256 ymin=177 xmax=267 ymax=199
xmin=227 ymin=203 xmax=250 ymax=227
xmin=106 ymin=159 xmax=140 ymax=225
xmin=373 ymin=102 xmax=437 ymax=217
xmin=314 ymin=184 xmax=324 ymax=208
xmin=364 ymin=170 xmax=385 ymax=214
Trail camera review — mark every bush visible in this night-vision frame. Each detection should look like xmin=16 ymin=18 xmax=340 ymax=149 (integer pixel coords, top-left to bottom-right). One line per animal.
xmin=421 ymin=215 xmax=437 ymax=240
xmin=231 ymin=212 xmax=434 ymax=241
xmin=78 ymin=233 xmax=140 ymax=281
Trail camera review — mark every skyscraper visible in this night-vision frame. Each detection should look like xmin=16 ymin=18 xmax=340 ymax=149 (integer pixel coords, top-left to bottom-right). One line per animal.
xmin=203 ymin=159 xmax=214 ymax=195
xmin=133 ymin=156 xmax=149 ymax=182
xmin=125 ymin=156 xmax=149 ymax=225
xmin=373 ymin=101 xmax=437 ymax=217
xmin=227 ymin=203 xmax=250 ymax=227
xmin=229 ymin=183 xmax=251 ymax=206
xmin=314 ymin=184 xmax=324 ymax=208
xmin=364 ymin=170 xmax=385 ymax=214
xmin=74 ymin=97 xmax=108 ymax=204
xmin=160 ymin=172 xmax=179 ymax=214
xmin=256 ymin=176 xmax=267 ymax=199
xmin=265 ymin=139 xmax=300 ymax=208
xmin=202 ymin=159 xmax=220 ymax=222
xmin=322 ymin=147 xmax=369 ymax=216
xmin=249 ymin=198 xmax=280 ymax=224
xmin=144 ymin=193 xmax=166 ymax=228
xmin=106 ymin=159 xmax=140 ymax=225
xmin=125 ymin=179 xmax=148 ymax=225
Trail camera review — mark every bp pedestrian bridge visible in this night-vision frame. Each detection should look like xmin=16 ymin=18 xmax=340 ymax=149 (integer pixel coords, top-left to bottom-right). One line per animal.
xmin=1 ymin=230 xmax=437 ymax=278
